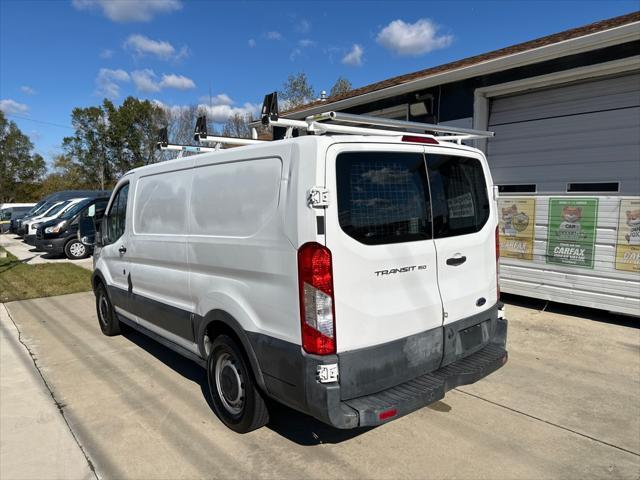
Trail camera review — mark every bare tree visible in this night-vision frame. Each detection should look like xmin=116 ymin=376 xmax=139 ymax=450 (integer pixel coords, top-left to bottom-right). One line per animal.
xmin=280 ymin=72 xmax=315 ymax=109
xmin=330 ymin=76 xmax=352 ymax=97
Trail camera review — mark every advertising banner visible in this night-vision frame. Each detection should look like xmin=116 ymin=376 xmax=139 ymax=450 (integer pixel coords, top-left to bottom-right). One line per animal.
xmin=498 ymin=198 xmax=535 ymax=260
xmin=546 ymin=198 xmax=598 ymax=269
xmin=615 ymin=198 xmax=640 ymax=273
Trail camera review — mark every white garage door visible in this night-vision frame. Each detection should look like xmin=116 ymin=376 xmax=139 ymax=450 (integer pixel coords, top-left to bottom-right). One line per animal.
xmin=486 ymin=72 xmax=640 ymax=315
xmin=487 ymin=72 xmax=640 ymax=194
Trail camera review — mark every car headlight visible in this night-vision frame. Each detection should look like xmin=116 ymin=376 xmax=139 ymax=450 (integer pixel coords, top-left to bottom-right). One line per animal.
xmin=31 ymin=223 xmax=41 ymax=230
xmin=44 ymin=221 xmax=67 ymax=234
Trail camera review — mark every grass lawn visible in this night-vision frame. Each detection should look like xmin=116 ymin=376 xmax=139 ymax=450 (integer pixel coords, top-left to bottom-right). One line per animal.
xmin=0 ymin=246 xmax=92 ymax=303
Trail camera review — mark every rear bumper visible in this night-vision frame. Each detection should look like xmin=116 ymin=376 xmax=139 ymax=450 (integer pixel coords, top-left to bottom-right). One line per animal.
xmin=254 ymin=303 xmax=508 ymax=429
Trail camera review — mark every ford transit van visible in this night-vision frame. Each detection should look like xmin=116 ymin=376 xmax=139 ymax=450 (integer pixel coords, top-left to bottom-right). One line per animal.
xmin=92 ymin=121 xmax=507 ymax=433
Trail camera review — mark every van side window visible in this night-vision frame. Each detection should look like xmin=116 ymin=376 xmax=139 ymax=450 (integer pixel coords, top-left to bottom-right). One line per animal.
xmin=103 ymin=185 xmax=129 ymax=245
xmin=427 ymin=155 xmax=489 ymax=238
xmin=336 ymin=152 xmax=432 ymax=245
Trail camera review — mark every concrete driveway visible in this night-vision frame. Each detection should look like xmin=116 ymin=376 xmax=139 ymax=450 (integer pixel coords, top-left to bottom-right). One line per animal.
xmin=0 ymin=234 xmax=92 ymax=270
xmin=2 ymin=292 xmax=639 ymax=479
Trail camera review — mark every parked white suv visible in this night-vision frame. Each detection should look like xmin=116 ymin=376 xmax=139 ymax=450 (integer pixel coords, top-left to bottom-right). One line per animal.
xmin=92 ymin=133 xmax=507 ymax=433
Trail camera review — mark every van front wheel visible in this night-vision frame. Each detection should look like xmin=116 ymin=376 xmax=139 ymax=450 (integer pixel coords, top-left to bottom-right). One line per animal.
xmin=207 ymin=335 xmax=269 ymax=433
xmin=65 ymin=239 xmax=89 ymax=259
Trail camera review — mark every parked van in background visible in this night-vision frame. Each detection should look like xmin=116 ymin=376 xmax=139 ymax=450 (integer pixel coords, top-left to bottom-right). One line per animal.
xmin=15 ymin=190 xmax=110 ymax=236
xmin=0 ymin=204 xmax=35 ymax=233
xmin=36 ymin=196 xmax=109 ymax=259
xmin=23 ymin=199 xmax=87 ymax=246
xmin=92 ymin=127 xmax=508 ymax=433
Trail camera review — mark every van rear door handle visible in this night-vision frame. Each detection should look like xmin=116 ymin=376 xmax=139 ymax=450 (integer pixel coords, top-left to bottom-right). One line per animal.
xmin=446 ymin=255 xmax=466 ymax=266
xmin=118 ymin=245 xmax=127 ymax=254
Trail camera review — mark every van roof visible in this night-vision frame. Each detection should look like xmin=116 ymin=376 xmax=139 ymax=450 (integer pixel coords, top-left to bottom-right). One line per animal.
xmin=127 ymin=134 xmax=480 ymax=178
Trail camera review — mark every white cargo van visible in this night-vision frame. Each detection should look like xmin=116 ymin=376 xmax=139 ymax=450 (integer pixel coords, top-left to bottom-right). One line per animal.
xmin=92 ymin=104 xmax=507 ymax=433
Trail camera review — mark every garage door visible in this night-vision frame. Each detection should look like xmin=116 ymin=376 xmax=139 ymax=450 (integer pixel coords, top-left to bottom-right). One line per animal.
xmin=487 ymin=72 xmax=640 ymax=194
xmin=486 ymin=71 xmax=640 ymax=316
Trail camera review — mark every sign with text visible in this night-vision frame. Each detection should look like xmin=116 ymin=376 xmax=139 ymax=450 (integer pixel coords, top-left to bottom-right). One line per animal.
xmin=498 ymin=198 xmax=535 ymax=260
xmin=615 ymin=198 xmax=640 ymax=273
xmin=546 ymin=198 xmax=598 ymax=269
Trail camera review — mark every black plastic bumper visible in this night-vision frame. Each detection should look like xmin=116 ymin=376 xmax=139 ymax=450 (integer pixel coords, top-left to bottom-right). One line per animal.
xmin=24 ymin=234 xmax=36 ymax=246
xmin=35 ymin=236 xmax=66 ymax=255
xmin=304 ymin=315 xmax=508 ymax=429
xmin=344 ymin=343 xmax=507 ymax=426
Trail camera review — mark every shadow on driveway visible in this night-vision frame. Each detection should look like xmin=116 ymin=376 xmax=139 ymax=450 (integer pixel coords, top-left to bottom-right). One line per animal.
xmin=120 ymin=326 xmax=373 ymax=446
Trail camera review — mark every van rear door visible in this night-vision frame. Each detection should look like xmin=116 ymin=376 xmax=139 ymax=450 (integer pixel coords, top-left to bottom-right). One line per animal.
xmin=426 ymin=150 xmax=498 ymax=363
xmin=325 ymin=143 xmax=443 ymax=357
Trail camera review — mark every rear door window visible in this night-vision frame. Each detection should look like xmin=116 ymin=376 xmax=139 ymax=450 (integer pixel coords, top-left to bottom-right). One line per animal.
xmin=427 ymin=155 xmax=489 ymax=238
xmin=336 ymin=152 xmax=432 ymax=245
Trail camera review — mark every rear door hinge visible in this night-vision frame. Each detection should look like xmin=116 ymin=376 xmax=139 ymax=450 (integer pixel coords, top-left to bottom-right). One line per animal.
xmin=307 ymin=187 xmax=329 ymax=208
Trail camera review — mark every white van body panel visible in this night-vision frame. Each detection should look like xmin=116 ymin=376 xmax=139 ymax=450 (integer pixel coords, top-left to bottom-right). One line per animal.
xmin=324 ymin=142 xmax=444 ymax=352
xmin=427 ymin=148 xmax=499 ymax=324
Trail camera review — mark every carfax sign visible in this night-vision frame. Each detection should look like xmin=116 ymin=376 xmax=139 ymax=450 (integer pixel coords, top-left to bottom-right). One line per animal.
xmin=615 ymin=198 xmax=640 ymax=273
xmin=498 ymin=198 xmax=535 ymax=260
xmin=546 ymin=198 xmax=598 ymax=269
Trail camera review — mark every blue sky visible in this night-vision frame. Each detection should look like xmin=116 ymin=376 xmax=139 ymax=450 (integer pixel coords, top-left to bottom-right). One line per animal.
xmin=0 ymin=0 xmax=637 ymax=166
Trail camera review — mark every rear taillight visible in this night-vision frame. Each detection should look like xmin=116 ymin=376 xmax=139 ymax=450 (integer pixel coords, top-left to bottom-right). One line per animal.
xmin=495 ymin=225 xmax=501 ymax=300
xmin=401 ymin=135 xmax=439 ymax=144
xmin=298 ymin=242 xmax=336 ymax=355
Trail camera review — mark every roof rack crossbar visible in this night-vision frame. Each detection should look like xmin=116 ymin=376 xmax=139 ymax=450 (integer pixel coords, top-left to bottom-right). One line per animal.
xmin=312 ymin=111 xmax=494 ymax=138
xmin=253 ymin=91 xmax=494 ymax=141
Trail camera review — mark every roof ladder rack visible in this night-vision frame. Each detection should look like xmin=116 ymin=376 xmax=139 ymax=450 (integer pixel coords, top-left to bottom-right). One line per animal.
xmin=156 ymin=127 xmax=218 ymax=155
xmin=194 ymin=115 xmax=265 ymax=146
xmin=252 ymin=91 xmax=494 ymax=142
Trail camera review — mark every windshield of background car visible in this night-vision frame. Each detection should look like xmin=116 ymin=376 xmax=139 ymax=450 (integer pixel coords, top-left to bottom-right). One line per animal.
xmin=43 ymin=201 xmax=71 ymax=217
xmin=60 ymin=199 xmax=91 ymax=220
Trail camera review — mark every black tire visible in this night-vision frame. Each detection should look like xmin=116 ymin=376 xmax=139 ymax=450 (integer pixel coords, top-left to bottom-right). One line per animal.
xmin=65 ymin=239 xmax=89 ymax=259
xmin=95 ymin=283 xmax=121 ymax=336
xmin=207 ymin=334 xmax=269 ymax=433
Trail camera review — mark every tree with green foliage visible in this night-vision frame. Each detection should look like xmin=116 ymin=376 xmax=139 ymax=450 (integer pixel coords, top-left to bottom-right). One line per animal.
xmin=329 ymin=76 xmax=352 ymax=97
xmin=61 ymin=97 xmax=166 ymax=189
xmin=0 ymin=111 xmax=46 ymax=202
xmin=280 ymin=72 xmax=316 ymax=109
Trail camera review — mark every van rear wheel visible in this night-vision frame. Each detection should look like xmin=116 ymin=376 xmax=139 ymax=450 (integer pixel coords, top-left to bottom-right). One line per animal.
xmin=206 ymin=335 xmax=269 ymax=433
xmin=95 ymin=283 xmax=121 ymax=336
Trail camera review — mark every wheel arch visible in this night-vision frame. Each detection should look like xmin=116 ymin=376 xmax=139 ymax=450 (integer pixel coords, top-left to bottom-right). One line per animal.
xmin=197 ymin=310 xmax=267 ymax=392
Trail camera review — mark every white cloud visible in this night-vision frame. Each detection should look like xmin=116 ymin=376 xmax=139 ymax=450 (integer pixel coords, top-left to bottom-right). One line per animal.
xmin=20 ymin=85 xmax=37 ymax=95
xmin=298 ymin=39 xmax=315 ymax=48
xmin=376 ymin=19 xmax=453 ymax=56
xmin=131 ymin=69 xmax=160 ymax=92
xmin=124 ymin=34 xmax=188 ymax=60
xmin=248 ymin=38 xmax=256 ymax=48
xmin=72 ymin=0 xmax=182 ymax=22
xmin=131 ymin=69 xmax=195 ymax=92
xmin=295 ymin=18 xmax=311 ymax=34
xmin=196 ymin=102 xmax=261 ymax=123
xmin=0 ymin=99 xmax=29 ymax=115
xmin=290 ymin=39 xmax=316 ymax=61
xmin=159 ymin=74 xmax=195 ymax=90
xmin=95 ymin=68 xmax=130 ymax=98
xmin=100 ymin=48 xmax=114 ymax=59
xmin=199 ymin=93 xmax=233 ymax=106
xmin=342 ymin=44 xmax=363 ymax=66
xmin=154 ymin=97 xmax=260 ymax=124
xmin=266 ymin=31 xmax=282 ymax=40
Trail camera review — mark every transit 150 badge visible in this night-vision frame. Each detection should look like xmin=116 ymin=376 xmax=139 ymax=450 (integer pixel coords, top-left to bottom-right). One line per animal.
xmin=546 ymin=198 xmax=598 ymax=269
xmin=615 ymin=198 xmax=640 ymax=273
xmin=498 ymin=198 xmax=535 ymax=260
